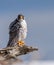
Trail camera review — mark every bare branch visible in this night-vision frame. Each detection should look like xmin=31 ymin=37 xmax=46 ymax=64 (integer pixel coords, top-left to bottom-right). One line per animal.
xmin=0 ymin=45 xmax=38 ymax=60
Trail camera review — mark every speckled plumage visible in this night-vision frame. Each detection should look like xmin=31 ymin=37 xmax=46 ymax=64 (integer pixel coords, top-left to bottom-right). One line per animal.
xmin=7 ymin=17 xmax=27 ymax=47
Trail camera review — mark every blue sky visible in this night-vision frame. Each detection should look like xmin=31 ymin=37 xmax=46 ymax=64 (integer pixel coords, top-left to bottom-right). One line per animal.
xmin=0 ymin=0 xmax=54 ymax=13
xmin=0 ymin=0 xmax=54 ymax=61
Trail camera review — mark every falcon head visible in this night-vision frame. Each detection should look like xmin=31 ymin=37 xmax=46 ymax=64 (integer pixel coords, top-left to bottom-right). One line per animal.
xmin=17 ymin=14 xmax=24 ymax=20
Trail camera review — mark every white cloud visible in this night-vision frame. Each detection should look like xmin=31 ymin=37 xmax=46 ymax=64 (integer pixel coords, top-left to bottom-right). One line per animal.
xmin=11 ymin=61 xmax=54 ymax=65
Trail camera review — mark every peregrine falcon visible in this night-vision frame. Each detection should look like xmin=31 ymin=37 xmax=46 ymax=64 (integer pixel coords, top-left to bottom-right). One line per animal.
xmin=7 ymin=14 xmax=27 ymax=47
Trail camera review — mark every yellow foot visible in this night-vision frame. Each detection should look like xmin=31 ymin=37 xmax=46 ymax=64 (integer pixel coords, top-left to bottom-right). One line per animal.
xmin=17 ymin=41 xmax=25 ymax=47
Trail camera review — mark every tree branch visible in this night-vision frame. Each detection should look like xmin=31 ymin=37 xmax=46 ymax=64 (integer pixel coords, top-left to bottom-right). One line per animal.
xmin=0 ymin=45 xmax=38 ymax=60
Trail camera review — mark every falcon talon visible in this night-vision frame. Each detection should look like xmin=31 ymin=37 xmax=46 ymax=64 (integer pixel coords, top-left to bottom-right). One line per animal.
xmin=17 ymin=41 xmax=25 ymax=47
